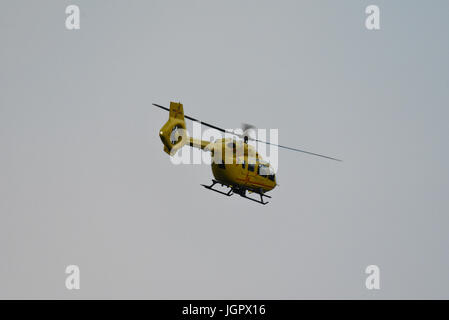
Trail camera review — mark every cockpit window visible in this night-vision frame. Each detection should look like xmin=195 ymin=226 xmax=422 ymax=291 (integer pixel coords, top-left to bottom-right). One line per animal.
xmin=257 ymin=164 xmax=271 ymax=176
xmin=248 ymin=163 xmax=255 ymax=172
xmin=257 ymin=164 xmax=275 ymax=181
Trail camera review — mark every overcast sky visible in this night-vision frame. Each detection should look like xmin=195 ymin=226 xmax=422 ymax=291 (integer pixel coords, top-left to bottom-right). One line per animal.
xmin=1 ymin=0 xmax=448 ymax=298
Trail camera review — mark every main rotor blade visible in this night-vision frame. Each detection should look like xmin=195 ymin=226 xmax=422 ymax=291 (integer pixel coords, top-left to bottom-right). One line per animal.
xmin=247 ymin=137 xmax=342 ymax=162
xmin=153 ymin=103 xmax=342 ymax=162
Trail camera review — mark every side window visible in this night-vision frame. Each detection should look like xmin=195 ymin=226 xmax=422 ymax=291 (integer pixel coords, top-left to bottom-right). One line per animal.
xmin=268 ymin=174 xmax=275 ymax=181
xmin=248 ymin=163 xmax=255 ymax=172
xmin=242 ymin=161 xmax=245 ymax=169
xmin=218 ymin=162 xmax=225 ymax=169
xmin=227 ymin=142 xmax=237 ymax=153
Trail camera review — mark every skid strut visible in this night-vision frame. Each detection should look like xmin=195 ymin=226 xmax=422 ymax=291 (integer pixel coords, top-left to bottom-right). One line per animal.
xmin=201 ymin=180 xmax=233 ymax=197
xmin=201 ymin=180 xmax=271 ymax=205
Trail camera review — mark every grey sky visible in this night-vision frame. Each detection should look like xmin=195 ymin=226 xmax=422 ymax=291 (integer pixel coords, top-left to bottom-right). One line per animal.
xmin=1 ymin=0 xmax=448 ymax=298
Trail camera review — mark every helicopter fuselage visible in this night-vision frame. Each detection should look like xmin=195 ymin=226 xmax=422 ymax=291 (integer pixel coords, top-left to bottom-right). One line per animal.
xmin=208 ymin=138 xmax=276 ymax=194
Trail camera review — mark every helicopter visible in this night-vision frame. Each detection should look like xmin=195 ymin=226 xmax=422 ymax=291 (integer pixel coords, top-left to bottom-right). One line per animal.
xmin=153 ymin=101 xmax=341 ymax=204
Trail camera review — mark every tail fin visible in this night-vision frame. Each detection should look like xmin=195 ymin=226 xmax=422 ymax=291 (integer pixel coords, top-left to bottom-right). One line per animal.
xmin=159 ymin=102 xmax=188 ymax=155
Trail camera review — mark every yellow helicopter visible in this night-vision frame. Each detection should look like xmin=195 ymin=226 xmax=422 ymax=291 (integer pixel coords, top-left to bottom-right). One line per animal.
xmin=154 ymin=102 xmax=341 ymax=204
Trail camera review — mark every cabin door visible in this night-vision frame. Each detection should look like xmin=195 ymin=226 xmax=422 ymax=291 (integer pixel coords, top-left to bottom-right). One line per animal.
xmin=246 ymin=161 xmax=257 ymax=186
xmin=239 ymin=159 xmax=248 ymax=187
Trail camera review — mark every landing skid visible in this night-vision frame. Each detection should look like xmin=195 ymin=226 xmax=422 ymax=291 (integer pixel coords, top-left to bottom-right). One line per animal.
xmin=201 ymin=179 xmax=271 ymax=205
xmin=201 ymin=180 xmax=234 ymax=197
